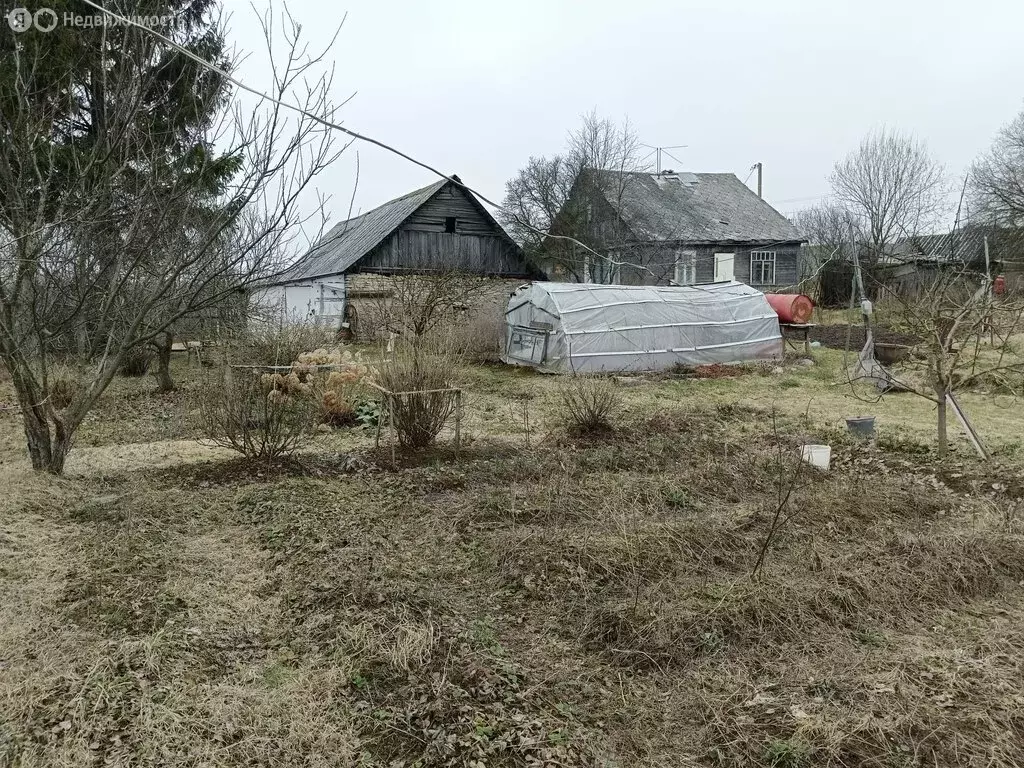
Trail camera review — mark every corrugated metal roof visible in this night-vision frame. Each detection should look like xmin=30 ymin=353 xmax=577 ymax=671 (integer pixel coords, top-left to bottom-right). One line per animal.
xmin=590 ymin=170 xmax=803 ymax=244
xmin=274 ymin=180 xmax=447 ymax=283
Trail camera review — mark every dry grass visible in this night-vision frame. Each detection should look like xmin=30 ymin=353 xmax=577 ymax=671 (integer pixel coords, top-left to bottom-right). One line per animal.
xmin=2 ymin=354 xmax=1024 ymax=766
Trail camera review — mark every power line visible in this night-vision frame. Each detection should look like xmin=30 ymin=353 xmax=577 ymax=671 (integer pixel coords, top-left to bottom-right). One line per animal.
xmin=78 ymin=0 xmax=664 ymax=274
xmin=73 ymin=0 xmax=808 ymax=280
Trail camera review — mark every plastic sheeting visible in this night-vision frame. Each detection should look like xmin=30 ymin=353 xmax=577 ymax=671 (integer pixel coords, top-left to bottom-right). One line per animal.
xmin=502 ymin=281 xmax=783 ymax=373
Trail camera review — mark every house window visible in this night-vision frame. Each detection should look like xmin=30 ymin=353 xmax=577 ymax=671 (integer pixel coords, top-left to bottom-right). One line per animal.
xmin=444 ymin=216 xmax=457 ymax=233
xmin=750 ymin=251 xmax=776 ymax=285
xmin=674 ymin=249 xmax=697 ymax=285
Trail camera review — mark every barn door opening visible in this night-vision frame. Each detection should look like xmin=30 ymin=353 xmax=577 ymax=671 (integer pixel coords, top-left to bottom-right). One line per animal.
xmin=714 ymin=252 xmax=735 ymax=282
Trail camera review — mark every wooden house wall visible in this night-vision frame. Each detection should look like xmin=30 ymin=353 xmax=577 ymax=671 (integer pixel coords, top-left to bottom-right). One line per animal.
xmin=353 ymin=185 xmax=530 ymax=276
xmin=615 ymin=242 xmax=801 ymax=290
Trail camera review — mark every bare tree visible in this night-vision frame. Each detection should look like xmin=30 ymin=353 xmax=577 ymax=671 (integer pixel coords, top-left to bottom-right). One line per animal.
xmin=368 ymin=271 xmax=489 ymax=342
xmin=864 ymin=259 xmax=1024 ymax=457
xmin=0 ymin=8 xmax=341 ymax=473
xmin=794 ymin=203 xmax=856 ymax=252
xmin=972 ymin=109 xmax=1024 ymax=226
xmin=500 ymin=155 xmax=576 ymax=262
xmin=501 ymin=110 xmax=647 ymax=282
xmin=830 ymin=129 xmax=946 ymax=263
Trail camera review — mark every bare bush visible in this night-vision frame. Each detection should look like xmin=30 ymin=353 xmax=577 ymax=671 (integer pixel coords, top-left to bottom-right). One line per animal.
xmin=557 ymin=375 xmax=622 ymax=434
xmin=373 ymin=336 xmax=463 ymax=450
xmin=246 ymin=325 xmax=337 ymax=368
xmin=197 ymin=368 xmax=320 ymax=460
xmin=119 ymin=348 xmax=153 ymax=378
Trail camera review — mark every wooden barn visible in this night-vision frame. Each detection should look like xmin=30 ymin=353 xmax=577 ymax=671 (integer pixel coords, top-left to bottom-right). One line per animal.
xmin=254 ymin=175 xmax=540 ymax=340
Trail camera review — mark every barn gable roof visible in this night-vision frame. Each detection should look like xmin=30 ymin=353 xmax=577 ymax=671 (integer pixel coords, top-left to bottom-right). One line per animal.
xmin=274 ymin=180 xmax=447 ymax=284
xmin=586 ymin=170 xmax=804 ymax=244
xmin=272 ymin=176 xmax=528 ymax=284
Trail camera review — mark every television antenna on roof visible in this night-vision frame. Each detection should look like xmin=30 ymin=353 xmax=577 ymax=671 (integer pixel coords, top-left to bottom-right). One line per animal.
xmin=640 ymin=143 xmax=688 ymax=174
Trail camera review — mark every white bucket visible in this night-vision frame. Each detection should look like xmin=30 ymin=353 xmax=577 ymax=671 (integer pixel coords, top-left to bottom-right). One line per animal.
xmin=801 ymin=444 xmax=831 ymax=471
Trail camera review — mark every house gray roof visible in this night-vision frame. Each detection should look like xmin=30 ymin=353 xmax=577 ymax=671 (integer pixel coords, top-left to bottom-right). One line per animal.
xmin=274 ymin=179 xmax=448 ymax=283
xmin=589 ymin=170 xmax=803 ymax=244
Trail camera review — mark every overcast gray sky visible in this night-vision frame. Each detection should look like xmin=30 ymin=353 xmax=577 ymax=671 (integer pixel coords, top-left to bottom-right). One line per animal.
xmin=224 ymin=0 xmax=1023 ymax=232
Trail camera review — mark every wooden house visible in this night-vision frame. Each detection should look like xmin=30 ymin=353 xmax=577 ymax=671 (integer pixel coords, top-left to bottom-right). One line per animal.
xmin=543 ymin=169 xmax=805 ymax=290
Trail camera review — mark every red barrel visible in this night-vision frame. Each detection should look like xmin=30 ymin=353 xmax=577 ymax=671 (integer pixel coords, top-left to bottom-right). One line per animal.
xmin=994 ymin=275 xmax=1006 ymax=296
xmin=765 ymin=293 xmax=814 ymax=324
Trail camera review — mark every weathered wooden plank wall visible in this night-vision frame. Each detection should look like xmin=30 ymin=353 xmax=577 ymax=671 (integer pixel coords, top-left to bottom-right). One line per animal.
xmin=354 ymin=185 xmax=531 ymax=276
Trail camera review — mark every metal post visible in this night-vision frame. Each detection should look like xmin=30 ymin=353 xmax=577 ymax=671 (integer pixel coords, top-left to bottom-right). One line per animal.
xmin=850 ymin=222 xmax=869 ymax=334
xmin=756 ymin=162 xmax=762 ymax=198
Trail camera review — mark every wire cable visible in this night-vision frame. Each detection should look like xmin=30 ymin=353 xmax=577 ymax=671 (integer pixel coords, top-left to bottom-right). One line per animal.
xmin=76 ymin=0 xmax=810 ymax=283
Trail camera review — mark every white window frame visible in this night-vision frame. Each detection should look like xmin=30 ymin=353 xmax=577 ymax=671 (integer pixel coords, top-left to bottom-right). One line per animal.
xmin=750 ymin=250 xmax=776 ymax=285
xmin=674 ymin=249 xmax=697 ymax=285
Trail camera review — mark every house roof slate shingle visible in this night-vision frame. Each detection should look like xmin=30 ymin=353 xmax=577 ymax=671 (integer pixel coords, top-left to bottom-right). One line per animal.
xmin=588 ymin=170 xmax=804 ymax=245
xmin=275 ymin=180 xmax=448 ymax=284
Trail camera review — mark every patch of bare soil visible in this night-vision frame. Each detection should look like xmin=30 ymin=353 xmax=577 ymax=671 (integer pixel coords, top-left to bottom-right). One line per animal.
xmin=812 ymin=323 xmax=920 ymax=350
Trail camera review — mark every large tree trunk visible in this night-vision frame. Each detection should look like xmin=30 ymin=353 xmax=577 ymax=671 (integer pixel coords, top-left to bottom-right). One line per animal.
xmin=22 ymin=406 xmax=54 ymax=472
xmin=154 ymin=332 xmax=175 ymax=393
xmin=20 ymin=403 xmax=73 ymax=473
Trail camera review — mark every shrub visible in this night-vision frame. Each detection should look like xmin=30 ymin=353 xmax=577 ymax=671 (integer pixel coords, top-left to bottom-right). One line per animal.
xmin=557 ymin=374 xmax=622 ymax=434
xmin=197 ymin=367 xmax=320 ymax=460
xmin=247 ymin=324 xmax=336 ymax=368
xmin=119 ymin=347 xmax=152 ymax=377
xmin=48 ymin=367 xmax=82 ymax=410
xmin=296 ymin=348 xmax=368 ymax=427
xmin=373 ymin=337 xmax=462 ymax=449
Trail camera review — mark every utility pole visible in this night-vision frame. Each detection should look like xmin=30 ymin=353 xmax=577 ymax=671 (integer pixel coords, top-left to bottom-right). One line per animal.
xmin=755 ymin=162 xmax=763 ymax=198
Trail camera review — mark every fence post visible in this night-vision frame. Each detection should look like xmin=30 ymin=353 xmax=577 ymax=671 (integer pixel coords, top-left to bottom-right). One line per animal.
xmin=454 ymin=389 xmax=462 ymax=456
xmin=389 ymin=393 xmax=396 ymax=466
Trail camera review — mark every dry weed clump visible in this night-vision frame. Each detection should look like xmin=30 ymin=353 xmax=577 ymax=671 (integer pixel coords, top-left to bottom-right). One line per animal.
xmin=47 ymin=366 xmax=82 ymax=410
xmin=118 ymin=346 xmax=152 ymax=377
xmin=246 ymin=323 xmax=337 ymax=367
xmin=556 ymin=374 xmax=622 ymax=435
xmin=294 ymin=347 xmax=369 ymax=426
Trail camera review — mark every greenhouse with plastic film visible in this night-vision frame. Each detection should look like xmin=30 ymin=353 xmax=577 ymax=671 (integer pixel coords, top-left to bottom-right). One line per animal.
xmin=502 ymin=281 xmax=783 ymax=374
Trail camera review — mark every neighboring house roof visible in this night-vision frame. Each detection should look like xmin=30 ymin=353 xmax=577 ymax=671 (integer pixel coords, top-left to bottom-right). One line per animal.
xmin=889 ymin=226 xmax=1023 ymax=265
xmin=274 ymin=180 xmax=448 ymax=284
xmin=586 ymin=170 xmax=804 ymax=244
